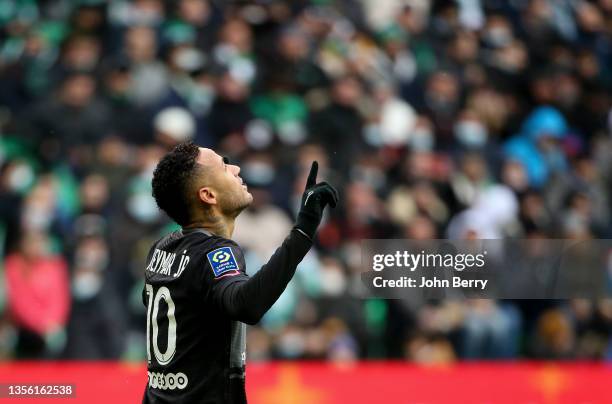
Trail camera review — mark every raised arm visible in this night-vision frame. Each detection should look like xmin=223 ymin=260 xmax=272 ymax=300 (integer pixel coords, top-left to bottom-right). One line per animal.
xmin=214 ymin=161 xmax=339 ymax=325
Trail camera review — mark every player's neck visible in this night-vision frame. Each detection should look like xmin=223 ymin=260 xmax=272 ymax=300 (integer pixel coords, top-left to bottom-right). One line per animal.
xmin=184 ymin=215 xmax=235 ymax=239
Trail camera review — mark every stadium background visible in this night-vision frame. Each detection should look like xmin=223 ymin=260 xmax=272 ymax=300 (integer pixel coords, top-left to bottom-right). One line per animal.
xmin=0 ymin=0 xmax=611 ymax=402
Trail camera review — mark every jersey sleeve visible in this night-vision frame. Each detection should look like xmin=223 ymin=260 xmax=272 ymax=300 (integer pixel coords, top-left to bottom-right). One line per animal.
xmin=202 ymin=230 xmax=312 ymax=324
xmin=198 ymin=239 xmax=249 ymax=309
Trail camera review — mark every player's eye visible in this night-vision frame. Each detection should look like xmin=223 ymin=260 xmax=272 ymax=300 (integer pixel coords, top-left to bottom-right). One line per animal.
xmin=223 ymin=156 xmax=230 ymax=165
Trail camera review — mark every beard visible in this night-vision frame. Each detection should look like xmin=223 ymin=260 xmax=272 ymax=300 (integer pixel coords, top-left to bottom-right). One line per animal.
xmin=220 ymin=188 xmax=253 ymax=218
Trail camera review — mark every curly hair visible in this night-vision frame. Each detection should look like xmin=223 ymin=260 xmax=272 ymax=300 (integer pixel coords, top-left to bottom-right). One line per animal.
xmin=152 ymin=141 xmax=201 ymax=226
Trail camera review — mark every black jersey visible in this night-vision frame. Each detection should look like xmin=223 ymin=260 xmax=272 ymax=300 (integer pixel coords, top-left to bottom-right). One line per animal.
xmin=142 ymin=227 xmax=311 ymax=404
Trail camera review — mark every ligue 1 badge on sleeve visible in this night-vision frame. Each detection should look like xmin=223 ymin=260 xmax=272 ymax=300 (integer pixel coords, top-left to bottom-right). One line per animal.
xmin=207 ymin=247 xmax=240 ymax=277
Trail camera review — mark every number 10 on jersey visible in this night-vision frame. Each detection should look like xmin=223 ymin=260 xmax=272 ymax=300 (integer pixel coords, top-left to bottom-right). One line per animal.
xmin=145 ymin=284 xmax=177 ymax=365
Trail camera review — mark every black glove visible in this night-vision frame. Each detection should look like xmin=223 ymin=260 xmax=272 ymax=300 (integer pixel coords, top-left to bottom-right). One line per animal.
xmin=295 ymin=161 xmax=339 ymax=240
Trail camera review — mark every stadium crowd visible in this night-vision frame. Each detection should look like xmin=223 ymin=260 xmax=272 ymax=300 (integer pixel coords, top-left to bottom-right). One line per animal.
xmin=1 ymin=0 xmax=611 ymax=363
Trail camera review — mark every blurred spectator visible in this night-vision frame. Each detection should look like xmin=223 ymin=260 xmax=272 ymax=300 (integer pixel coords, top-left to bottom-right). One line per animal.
xmin=153 ymin=106 xmax=196 ymax=149
xmin=530 ymin=309 xmax=576 ymax=359
xmin=461 ymin=301 xmax=521 ymax=359
xmin=209 ymin=70 xmax=253 ymax=155
xmin=4 ymin=232 xmax=69 ymax=358
xmin=504 ymin=106 xmax=569 ymax=188
xmin=64 ymin=235 xmax=124 ymax=359
xmin=18 ymin=71 xmax=112 ymax=167
xmin=309 ymin=75 xmax=369 ymax=175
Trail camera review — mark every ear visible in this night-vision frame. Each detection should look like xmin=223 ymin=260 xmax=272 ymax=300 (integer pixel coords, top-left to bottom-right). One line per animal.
xmin=198 ymin=187 xmax=217 ymax=206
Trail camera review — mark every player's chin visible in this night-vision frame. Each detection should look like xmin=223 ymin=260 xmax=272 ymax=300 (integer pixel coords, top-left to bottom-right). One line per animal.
xmin=244 ymin=190 xmax=253 ymax=204
xmin=237 ymin=188 xmax=253 ymax=208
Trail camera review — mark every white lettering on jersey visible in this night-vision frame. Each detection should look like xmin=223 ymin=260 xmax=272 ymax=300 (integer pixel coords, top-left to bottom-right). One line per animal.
xmin=147 ymin=371 xmax=188 ymax=390
xmin=146 ymin=249 xmax=177 ymax=275
xmin=173 ymin=250 xmax=190 ymax=278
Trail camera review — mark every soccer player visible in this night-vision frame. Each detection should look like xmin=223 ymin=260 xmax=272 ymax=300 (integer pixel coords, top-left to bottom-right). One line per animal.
xmin=142 ymin=142 xmax=338 ymax=403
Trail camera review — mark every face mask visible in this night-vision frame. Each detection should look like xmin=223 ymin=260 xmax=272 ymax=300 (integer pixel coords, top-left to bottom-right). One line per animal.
xmin=22 ymin=206 xmax=53 ymax=230
xmin=484 ymin=28 xmax=512 ymax=48
xmin=242 ymin=161 xmax=275 ymax=186
xmin=73 ymin=272 xmax=102 ymax=300
xmin=278 ymin=120 xmax=306 ymax=145
xmin=454 ymin=121 xmax=487 ymax=147
xmin=363 ymin=124 xmax=383 ymax=147
xmin=245 ymin=119 xmax=273 ymax=149
xmin=127 ymin=192 xmax=160 ymax=223
xmin=189 ymin=83 xmax=215 ymax=116
xmin=425 ymin=92 xmax=456 ymax=113
xmin=277 ymin=330 xmax=305 ymax=358
xmin=411 ymin=128 xmax=434 ymax=151
xmin=75 ymin=247 xmax=109 ymax=271
xmin=229 ymin=57 xmax=256 ymax=86
xmin=173 ymin=48 xmax=206 ymax=73
xmin=7 ymin=163 xmax=35 ymax=193
xmin=351 ymin=165 xmax=385 ymax=191
xmin=320 ymin=268 xmax=347 ymax=296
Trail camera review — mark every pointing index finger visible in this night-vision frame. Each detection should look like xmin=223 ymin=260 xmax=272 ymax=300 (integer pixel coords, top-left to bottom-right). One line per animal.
xmin=306 ymin=161 xmax=318 ymax=189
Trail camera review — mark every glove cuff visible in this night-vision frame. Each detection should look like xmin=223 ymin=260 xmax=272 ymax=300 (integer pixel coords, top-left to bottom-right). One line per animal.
xmin=295 ymin=210 xmax=320 ymax=240
xmin=293 ymin=227 xmax=313 ymax=242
